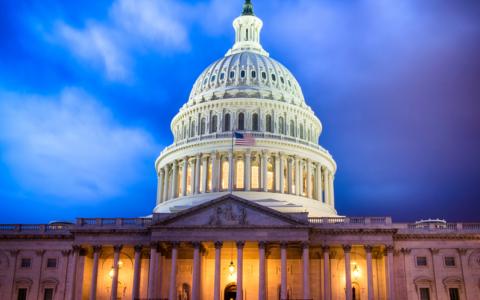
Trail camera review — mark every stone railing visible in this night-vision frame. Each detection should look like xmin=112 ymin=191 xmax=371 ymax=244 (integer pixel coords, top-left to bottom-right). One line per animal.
xmin=0 ymin=224 xmax=72 ymax=233
xmin=397 ymin=222 xmax=480 ymax=232
xmin=76 ymin=218 xmax=152 ymax=227
xmin=308 ymin=217 xmax=392 ymax=226
xmin=160 ymin=131 xmax=329 ymax=156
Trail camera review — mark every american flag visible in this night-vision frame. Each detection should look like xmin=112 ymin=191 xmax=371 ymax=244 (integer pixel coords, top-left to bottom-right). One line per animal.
xmin=234 ymin=132 xmax=256 ymax=146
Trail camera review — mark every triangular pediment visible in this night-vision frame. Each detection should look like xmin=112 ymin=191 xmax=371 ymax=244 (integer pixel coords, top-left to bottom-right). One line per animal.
xmin=153 ymin=194 xmax=308 ymax=227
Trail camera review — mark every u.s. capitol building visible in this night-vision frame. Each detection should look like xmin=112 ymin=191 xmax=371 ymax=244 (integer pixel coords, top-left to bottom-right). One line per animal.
xmin=1 ymin=1 xmax=479 ymax=300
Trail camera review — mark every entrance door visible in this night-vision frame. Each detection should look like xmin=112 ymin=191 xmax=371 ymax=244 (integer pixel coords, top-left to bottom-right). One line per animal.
xmin=224 ymin=283 xmax=237 ymax=300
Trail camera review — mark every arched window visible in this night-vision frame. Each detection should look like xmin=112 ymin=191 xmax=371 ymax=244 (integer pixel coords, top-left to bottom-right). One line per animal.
xmin=183 ymin=124 xmax=187 ymax=139
xmin=252 ymin=113 xmax=259 ymax=131
xmin=307 ymin=129 xmax=311 ymax=142
xmin=229 ymin=71 xmax=235 ymax=79
xmin=240 ymin=70 xmax=246 ymax=78
xmin=224 ymin=113 xmax=231 ymax=132
xmin=279 ymin=117 xmax=285 ymax=134
xmin=251 ymin=70 xmax=256 ymax=78
xmin=190 ymin=120 xmax=195 ymax=137
xmin=238 ymin=113 xmax=245 ymax=131
xmin=290 ymin=120 xmax=295 ymax=137
xmin=211 ymin=116 xmax=218 ymax=133
xmin=200 ymin=118 xmax=206 ymax=135
xmin=266 ymin=115 xmax=273 ymax=133
xmin=300 ymin=124 xmax=304 ymax=139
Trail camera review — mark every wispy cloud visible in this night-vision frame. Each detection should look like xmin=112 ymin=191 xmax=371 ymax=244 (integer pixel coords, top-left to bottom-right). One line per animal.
xmin=0 ymin=88 xmax=158 ymax=201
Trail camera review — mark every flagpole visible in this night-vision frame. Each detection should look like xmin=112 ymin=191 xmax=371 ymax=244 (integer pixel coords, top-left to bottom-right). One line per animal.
xmin=230 ymin=130 xmax=234 ymax=194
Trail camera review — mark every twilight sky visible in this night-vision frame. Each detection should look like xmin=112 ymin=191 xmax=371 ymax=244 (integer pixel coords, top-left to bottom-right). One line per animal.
xmin=0 ymin=0 xmax=479 ymax=223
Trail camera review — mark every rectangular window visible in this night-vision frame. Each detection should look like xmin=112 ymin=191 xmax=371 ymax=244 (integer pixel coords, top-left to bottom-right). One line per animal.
xmin=43 ymin=288 xmax=54 ymax=300
xmin=199 ymin=163 xmax=204 ymax=193
xmin=445 ymin=256 xmax=456 ymax=267
xmin=416 ymin=256 xmax=428 ymax=266
xmin=207 ymin=161 xmax=212 ymax=192
xmin=236 ymin=160 xmax=244 ymax=190
xmin=449 ymin=288 xmax=460 ymax=300
xmin=420 ymin=288 xmax=430 ymax=300
xmin=186 ymin=163 xmax=192 ymax=195
xmin=20 ymin=258 xmax=31 ymax=268
xmin=17 ymin=288 xmax=27 ymax=300
xmin=46 ymin=258 xmax=57 ymax=269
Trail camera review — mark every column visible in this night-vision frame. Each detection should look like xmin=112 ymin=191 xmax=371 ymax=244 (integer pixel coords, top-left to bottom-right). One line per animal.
xmin=343 ymin=245 xmax=352 ymax=300
xmin=302 ymin=242 xmax=311 ymax=299
xmin=89 ymin=245 xmax=101 ymax=300
xmin=201 ymin=155 xmax=208 ymax=193
xmin=157 ymin=170 xmax=164 ymax=205
xmin=192 ymin=242 xmax=201 ymax=300
xmin=147 ymin=244 xmax=157 ymax=299
xmin=262 ymin=150 xmax=268 ymax=192
xmin=385 ymin=245 xmax=395 ymax=300
xmin=287 ymin=158 xmax=293 ymax=194
xmin=213 ymin=241 xmax=223 ymax=300
xmin=181 ymin=157 xmax=188 ymax=196
xmin=211 ymin=151 xmax=218 ymax=192
xmin=316 ymin=164 xmax=323 ymax=202
xmin=162 ymin=166 xmax=169 ymax=201
xmin=132 ymin=245 xmax=142 ymax=300
xmin=322 ymin=246 xmax=331 ymax=300
xmin=245 ymin=150 xmax=251 ymax=191
xmin=279 ymin=153 xmax=285 ymax=194
xmin=236 ymin=241 xmax=245 ymax=300
xmin=280 ymin=242 xmax=288 ymax=300
xmin=329 ymin=172 xmax=335 ymax=207
xmin=258 ymin=242 xmax=266 ymax=300
xmin=68 ymin=245 xmax=81 ymax=300
xmin=195 ymin=154 xmax=201 ymax=194
xmin=111 ymin=245 xmax=122 ymax=300
xmin=169 ymin=242 xmax=179 ymax=300
xmin=323 ymin=168 xmax=329 ymax=205
xmin=171 ymin=161 xmax=178 ymax=198
xmin=307 ymin=159 xmax=312 ymax=198
xmin=273 ymin=153 xmax=279 ymax=192
xmin=365 ymin=245 xmax=374 ymax=300
xmin=295 ymin=157 xmax=301 ymax=196
xmin=457 ymin=248 xmax=470 ymax=300
xmin=228 ymin=150 xmax=234 ymax=192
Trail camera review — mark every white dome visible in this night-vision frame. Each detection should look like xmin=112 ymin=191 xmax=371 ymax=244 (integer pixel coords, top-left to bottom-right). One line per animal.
xmin=188 ymin=51 xmax=306 ymax=107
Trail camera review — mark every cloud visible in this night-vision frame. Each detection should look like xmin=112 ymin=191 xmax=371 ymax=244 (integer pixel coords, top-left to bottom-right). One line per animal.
xmin=0 ymin=88 xmax=158 ymax=201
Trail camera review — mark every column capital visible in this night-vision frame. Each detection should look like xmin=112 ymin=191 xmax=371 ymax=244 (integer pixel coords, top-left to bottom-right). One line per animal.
xmin=214 ymin=241 xmax=223 ymax=249
xmin=171 ymin=241 xmax=180 ymax=249
xmin=457 ymin=248 xmax=468 ymax=256
xmin=134 ymin=245 xmax=143 ymax=253
xmin=245 ymin=149 xmax=251 ymax=157
xmin=8 ymin=249 xmax=19 ymax=257
xmin=61 ymin=249 xmax=71 ymax=257
xmin=201 ymin=153 xmax=210 ymax=161
xmin=72 ymin=245 xmax=82 ymax=253
xmin=429 ymin=248 xmax=439 ymax=255
xmin=236 ymin=241 xmax=245 ymax=249
xmin=196 ymin=153 xmax=201 ymax=159
xmin=278 ymin=151 xmax=284 ymax=158
xmin=261 ymin=149 xmax=269 ymax=156
xmin=258 ymin=241 xmax=267 ymax=249
xmin=342 ymin=244 xmax=352 ymax=253
xmin=301 ymin=241 xmax=310 ymax=249
xmin=113 ymin=245 xmax=123 ymax=253
xmin=92 ymin=245 xmax=102 ymax=253
xmin=321 ymin=245 xmax=330 ymax=253
xmin=364 ymin=245 xmax=373 ymax=253
xmin=383 ymin=245 xmax=394 ymax=255
xmin=35 ymin=250 xmax=45 ymax=256
xmin=280 ymin=242 xmax=288 ymax=249
xmin=400 ymin=248 xmax=411 ymax=255
xmin=192 ymin=242 xmax=202 ymax=249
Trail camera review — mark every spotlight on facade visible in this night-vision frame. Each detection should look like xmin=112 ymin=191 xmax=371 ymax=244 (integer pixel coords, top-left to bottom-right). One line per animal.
xmin=352 ymin=263 xmax=361 ymax=279
xmin=228 ymin=261 xmax=235 ymax=275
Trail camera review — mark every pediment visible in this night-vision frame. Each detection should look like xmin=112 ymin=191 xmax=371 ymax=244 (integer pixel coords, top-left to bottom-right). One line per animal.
xmin=153 ymin=194 xmax=308 ymax=228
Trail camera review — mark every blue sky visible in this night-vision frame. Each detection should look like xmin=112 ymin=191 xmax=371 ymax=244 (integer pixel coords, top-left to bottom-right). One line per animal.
xmin=0 ymin=0 xmax=479 ymax=223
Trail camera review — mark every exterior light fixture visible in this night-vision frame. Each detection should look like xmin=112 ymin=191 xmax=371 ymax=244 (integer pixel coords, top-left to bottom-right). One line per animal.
xmin=352 ymin=263 xmax=361 ymax=279
xmin=228 ymin=261 xmax=235 ymax=275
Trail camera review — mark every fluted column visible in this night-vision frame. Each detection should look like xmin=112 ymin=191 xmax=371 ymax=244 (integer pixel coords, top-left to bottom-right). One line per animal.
xmin=307 ymin=159 xmax=312 ymax=198
xmin=295 ymin=157 xmax=301 ymax=196
xmin=262 ymin=150 xmax=268 ymax=192
xmin=280 ymin=242 xmax=288 ymax=299
xmin=279 ymin=153 xmax=285 ymax=194
xmin=385 ymin=245 xmax=395 ymax=300
xmin=329 ymin=172 xmax=335 ymax=207
xmin=287 ymin=158 xmax=293 ymax=194
xmin=68 ymin=246 xmax=80 ymax=300
xmin=322 ymin=246 xmax=331 ymax=300
xmin=132 ymin=245 xmax=142 ymax=300
xmin=110 ymin=245 xmax=122 ymax=300
xmin=171 ymin=161 xmax=178 ymax=198
xmin=316 ymin=163 xmax=323 ymax=202
xmin=323 ymin=168 xmax=329 ymax=205
xmin=157 ymin=170 xmax=164 ymax=205
xmin=213 ymin=241 xmax=223 ymax=300
xmin=169 ymin=242 xmax=179 ymax=300
xmin=343 ymin=245 xmax=352 ymax=300
xmin=228 ymin=150 xmax=234 ymax=192
xmin=201 ymin=155 xmax=208 ymax=193
xmin=192 ymin=242 xmax=201 ymax=300
xmin=302 ymin=242 xmax=311 ymax=299
xmin=245 ymin=150 xmax=251 ymax=191
xmin=162 ymin=166 xmax=169 ymax=201
xmin=195 ymin=154 xmax=201 ymax=194
xmin=365 ymin=245 xmax=374 ymax=300
xmin=181 ymin=157 xmax=188 ymax=196
xmin=258 ymin=241 xmax=266 ymax=300
xmin=211 ymin=152 xmax=218 ymax=192
xmin=89 ymin=245 xmax=101 ymax=300
xmin=147 ymin=244 xmax=157 ymax=299
xmin=236 ymin=241 xmax=245 ymax=300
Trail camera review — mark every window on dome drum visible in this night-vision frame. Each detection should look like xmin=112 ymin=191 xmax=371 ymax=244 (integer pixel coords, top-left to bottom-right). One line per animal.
xmin=251 ymin=157 xmax=260 ymax=190
xmin=46 ymin=258 xmax=57 ymax=268
xmin=290 ymin=120 xmax=295 ymax=137
xmin=203 ymin=77 xmax=208 ymax=85
xmin=211 ymin=75 xmax=216 ymax=82
xmin=211 ymin=116 xmax=218 ymax=133
xmin=300 ymin=124 xmax=304 ymax=139
xmin=266 ymin=115 xmax=273 ymax=133
xmin=200 ymin=118 xmax=206 ymax=135
xmin=416 ymin=256 xmax=428 ymax=266
xmin=207 ymin=161 xmax=212 ymax=192
xmin=240 ymin=70 xmax=246 ymax=78
xmin=183 ymin=125 xmax=187 ymax=139
xmin=252 ymin=113 xmax=259 ymax=131
xmin=43 ymin=288 xmax=54 ymax=300
xmin=449 ymin=288 xmax=460 ymax=300
xmin=420 ymin=288 xmax=430 ymax=300
xmin=220 ymin=72 xmax=225 ymax=80
xmin=236 ymin=159 xmax=244 ymax=189
xmin=238 ymin=113 xmax=245 ymax=130
xmin=271 ymin=74 xmax=276 ymax=81
xmin=288 ymin=80 xmax=292 ymax=87
xmin=262 ymin=71 xmax=267 ymax=80
xmin=444 ymin=256 xmax=456 ymax=267
xmin=20 ymin=258 xmax=31 ymax=268
xmin=229 ymin=71 xmax=235 ymax=79
xmin=190 ymin=121 xmax=195 ymax=137
xmin=17 ymin=288 xmax=27 ymax=300
xmin=221 ymin=159 xmax=229 ymax=191
xmin=224 ymin=114 xmax=231 ymax=132
xmin=280 ymin=77 xmax=285 ymax=84
xmin=246 ymin=29 xmax=248 ymax=40
xmin=251 ymin=70 xmax=256 ymax=78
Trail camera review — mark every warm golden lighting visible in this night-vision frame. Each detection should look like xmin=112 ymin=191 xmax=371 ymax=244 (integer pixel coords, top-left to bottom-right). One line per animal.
xmin=108 ymin=267 xmax=114 ymax=278
xmin=236 ymin=160 xmax=244 ymax=189
xmin=228 ymin=261 xmax=235 ymax=275
xmin=222 ymin=160 xmax=229 ymax=190
xmin=352 ymin=262 xmax=361 ymax=279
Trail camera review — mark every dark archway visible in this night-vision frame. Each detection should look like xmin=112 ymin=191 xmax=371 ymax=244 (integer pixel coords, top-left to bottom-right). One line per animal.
xmin=224 ymin=283 xmax=237 ymax=300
